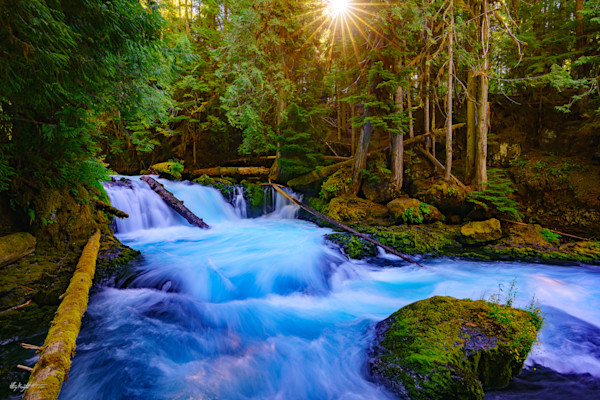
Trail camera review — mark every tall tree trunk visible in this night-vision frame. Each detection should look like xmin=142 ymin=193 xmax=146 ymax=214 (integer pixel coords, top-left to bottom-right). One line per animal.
xmin=185 ymin=0 xmax=190 ymax=34
xmin=336 ymin=85 xmax=342 ymax=141
xmin=576 ymin=0 xmax=585 ymax=50
xmin=407 ymin=84 xmax=414 ymax=138
xmin=445 ymin=0 xmax=454 ymax=181
xmin=391 ymin=62 xmax=404 ymax=191
xmin=475 ymin=0 xmax=489 ymax=190
xmin=351 ymin=107 xmax=373 ymax=195
xmin=466 ymin=68 xmax=477 ymax=181
xmin=431 ymin=95 xmax=436 ymax=156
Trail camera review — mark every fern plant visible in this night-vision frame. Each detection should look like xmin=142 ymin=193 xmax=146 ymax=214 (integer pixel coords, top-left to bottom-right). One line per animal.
xmin=468 ymin=169 xmax=523 ymax=221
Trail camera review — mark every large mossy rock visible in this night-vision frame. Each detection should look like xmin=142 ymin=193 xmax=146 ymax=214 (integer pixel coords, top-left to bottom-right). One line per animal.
xmin=387 ymin=198 xmax=443 ymax=224
xmin=326 ymin=224 xmax=461 ymax=259
xmin=461 ymin=219 xmax=503 ymax=244
xmin=320 ymin=167 xmax=353 ymax=200
xmin=150 ymin=161 xmax=183 ymax=180
xmin=412 ymin=179 xmax=470 ymax=217
xmin=0 ymin=233 xmax=36 ymax=267
xmin=369 ymin=296 xmax=542 ymax=400
xmin=324 ymin=196 xmax=388 ymax=224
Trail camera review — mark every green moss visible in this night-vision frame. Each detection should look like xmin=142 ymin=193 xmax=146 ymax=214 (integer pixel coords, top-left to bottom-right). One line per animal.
xmin=326 ymin=225 xmax=462 ymax=259
xmin=0 ymin=232 xmax=36 ymax=267
xmin=151 ymin=160 xmax=184 ymax=180
xmin=319 ymin=167 xmax=353 ymax=200
xmin=241 ymin=181 xmax=265 ymax=208
xmin=371 ymin=296 xmax=541 ymax=400
xmin=324 ymin=196 xmax=389 ymax=225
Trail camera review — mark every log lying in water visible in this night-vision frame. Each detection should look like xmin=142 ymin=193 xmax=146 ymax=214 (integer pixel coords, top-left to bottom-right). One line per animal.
xmin=269 ymin=184 xmax=425 ymax=268
xmin=190 ymin=166 xmax=270 ymax=177
xmin=141 ymin=176 xmax=210 ymax=229
xmin=23 ymin=230 xmax=101 ymax=400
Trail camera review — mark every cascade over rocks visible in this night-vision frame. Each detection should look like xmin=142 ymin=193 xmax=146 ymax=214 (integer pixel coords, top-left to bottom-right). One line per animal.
xmin=369 ymin=296 xmax=542 ymax=400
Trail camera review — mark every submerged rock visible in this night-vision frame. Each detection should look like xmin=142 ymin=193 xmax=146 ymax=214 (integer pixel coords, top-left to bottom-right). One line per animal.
xmin=460 ymin=219 xmax=503 ymax=244
xmin=369 ymin=296 xmax=542 ymax=400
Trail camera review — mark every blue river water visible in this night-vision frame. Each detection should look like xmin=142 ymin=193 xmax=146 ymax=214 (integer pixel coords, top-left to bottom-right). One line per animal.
xmin=58 ymin=177 xmax=600 ymax=399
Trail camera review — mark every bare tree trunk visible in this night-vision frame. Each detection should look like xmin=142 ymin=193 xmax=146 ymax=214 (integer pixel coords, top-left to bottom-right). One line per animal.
xmin=407 ymin=84 xmax=414 ymax=138
xmin=431 ymin=95 xmax=436 ymax=157
xmin=475 ymin=0 xmax=489 ymax=190
xmin=466 ymin=68 xmax=477 ymax=181
xmin=576 ymin=0 xmax=585 ymax=50
xmin=336 ymin=86 xmax=342 ymax=141
xmin=352 ymin=83 xmax=374 ymax=195
xmin=391 ymin=62 xmax=404 ymax=191
xmin=445 ymin=0 xmax=454 ymax=181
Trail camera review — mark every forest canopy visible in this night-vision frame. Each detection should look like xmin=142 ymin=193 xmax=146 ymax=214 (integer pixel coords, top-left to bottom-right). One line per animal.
xmin=1 ymin=0 xmax=599 ymax=219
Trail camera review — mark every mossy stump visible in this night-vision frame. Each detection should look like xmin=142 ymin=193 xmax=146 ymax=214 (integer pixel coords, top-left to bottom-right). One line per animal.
xmin=369 ymin=296 xmax=542 ymax=400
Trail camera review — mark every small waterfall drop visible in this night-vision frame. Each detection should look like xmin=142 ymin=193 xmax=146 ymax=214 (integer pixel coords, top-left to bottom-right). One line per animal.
xmin=105 ymin=177 xmax=184 ymax=233
xmin=232 ymin=186 xmax=247 ymax=219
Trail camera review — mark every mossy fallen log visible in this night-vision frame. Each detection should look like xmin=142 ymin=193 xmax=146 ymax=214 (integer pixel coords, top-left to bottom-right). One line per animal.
xmin=0 ymin=232 xmax=37 ymax=268
xmin=94 ymin=199 xmax=129 ymax=219
xmin=23 ymin=230 xmax=101 ymax=400
xmin=190 ymin=166 xmax=270 ymax=177
xmin=140 ymin=176 xmax=210 ymax=229
xmin=287 ymin=159 xmax=353 ymax=187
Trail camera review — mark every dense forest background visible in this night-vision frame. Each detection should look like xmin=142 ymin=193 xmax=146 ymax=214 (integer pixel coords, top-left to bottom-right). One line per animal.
xmin=1 ymin=0 xmax=599 ymax=237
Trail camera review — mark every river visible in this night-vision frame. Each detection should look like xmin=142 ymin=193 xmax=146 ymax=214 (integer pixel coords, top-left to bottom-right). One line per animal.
xmin=59 ymin=177 xmax=600 ymax=399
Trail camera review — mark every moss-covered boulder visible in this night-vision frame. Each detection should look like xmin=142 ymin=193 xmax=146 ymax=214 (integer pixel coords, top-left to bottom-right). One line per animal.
xmin=326 ymin=224 xmax=462 ymax=259
xmin=480 ymin=223 xmax=600 ymax=264
xmin=460 ymin=219 xmax=503 ymax=244
xmin=324 ymin=196 xmax=389 ymax=224
xmin=362 ymin=180 xmax=397 ymax=204
xmin=0 ymin=233 xmax=36 ymax=267
xmin=193 ymin=174 xmax=236 ymax=198
xmin=150 ymin=161 xmax=184 ymax=180
xmin=387 ymin=198 xmax=443 ymax=224
xmin=320 ymin=167 xmax=353 ymax=200
xmin=413 ymin=179 xmax=470 ymax=217
xmin=369 ymin=296 xmax=542 ymax=400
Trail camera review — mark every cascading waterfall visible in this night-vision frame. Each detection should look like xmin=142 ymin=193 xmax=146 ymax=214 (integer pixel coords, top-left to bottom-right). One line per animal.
xmin=59 ymin=176 xmax=600 ymax=400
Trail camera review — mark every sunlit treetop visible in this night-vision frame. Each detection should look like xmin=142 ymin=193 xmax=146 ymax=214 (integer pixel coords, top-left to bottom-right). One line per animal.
xmin=327 ymin=0 xmax=351 ymax=17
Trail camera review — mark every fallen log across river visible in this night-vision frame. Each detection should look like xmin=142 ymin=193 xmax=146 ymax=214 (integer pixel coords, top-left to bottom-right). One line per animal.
xmin=141 ymin=176 xmax=210 ymax=229
xmin=269 ymin=183 xmax=425 ymax=268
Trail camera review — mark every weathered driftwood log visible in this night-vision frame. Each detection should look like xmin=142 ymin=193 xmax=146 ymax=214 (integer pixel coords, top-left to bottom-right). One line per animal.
xmin=23 ymin=230 xmax=101 ymax=400
xmin=0 ymin=232 xmax=36 ymax=268
xmin=270 ymin=184 xmax=424 ymax=267
xmin=140 ymin=176 xmax=210 ymax=229
xmin=287 ymin=159 xmax=354 ymax=187
xmin=190 ymin=166 xmax=270 ymax=177
xmin=94 ymin=199 xmax=129 ymax=219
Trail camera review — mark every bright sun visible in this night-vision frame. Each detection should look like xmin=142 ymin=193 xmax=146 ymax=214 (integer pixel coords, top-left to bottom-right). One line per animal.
xmin=327 ymin=0 xmax=351 ymax=17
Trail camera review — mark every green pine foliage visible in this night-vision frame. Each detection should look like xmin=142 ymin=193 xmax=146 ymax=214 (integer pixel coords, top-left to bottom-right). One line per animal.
xmin=468 ymin=169 xmax=524 ymax=222
xmin=0 ymin=0 xmax=166 ymax=197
